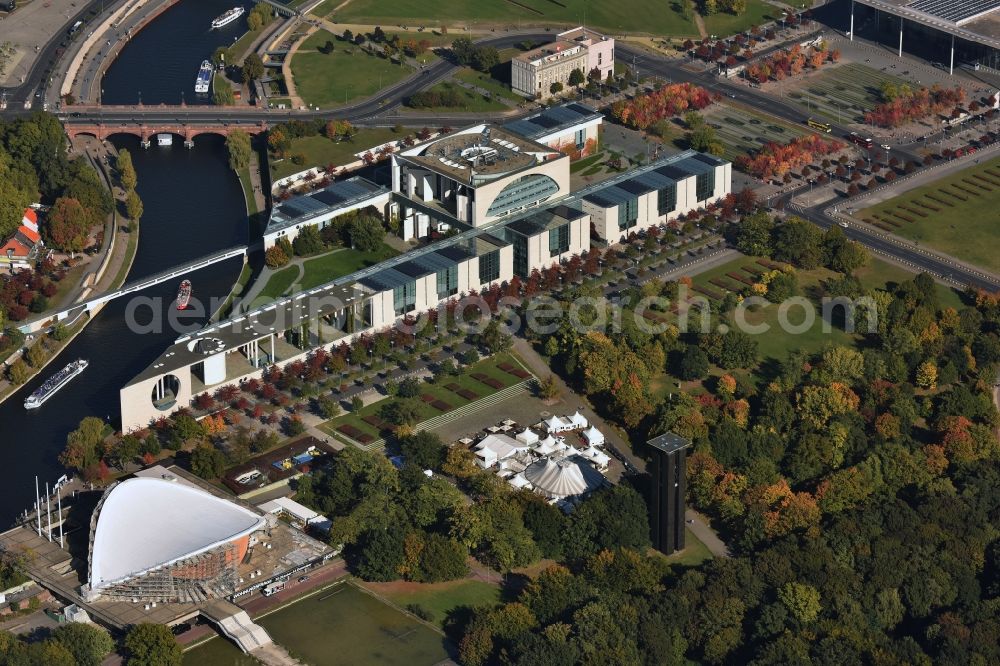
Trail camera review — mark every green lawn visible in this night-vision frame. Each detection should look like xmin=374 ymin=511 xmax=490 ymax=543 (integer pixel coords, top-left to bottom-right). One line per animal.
xmin=855 ymin=157 xmax=1000 ymax=274
xmin=230 ymin=26 xmax=266 ymax=60
xmin=570 ymin=152 xmax=606 ymax=173
xmin=238 ymin=167 xmax=257 ymax=216
xmin=663 ymin=529 xmax=713 ymax=567
xmin=257 ymin=243 xmax=398 ymax=300
xmin=299 ymin=244 xmax=398 ymax=289
xmin=453 ymin=68 xmax=517 ymax=103
xmin=319 ymin=352 xmax=527 ymax=445
xmin=702 ymin=0 xmax=777 ymax=38
xmin=258 ymin=265 xmax=300 ymax=300
xmin=257 ymin=582 xmax=449 ymax=666
xmin=326 ymin=0 xmax=699 ymax=36
xmin=363 ymin=578 xmax=501 ymax=627
xmin=290 ymin=37 xmax=414 ymax=108
xmin=270 ymin=128 xmax=410 ymax=180
xmin=404 ymin=81 xmax=509 ymax=113
xmin=182 ymin=637 xmax=256 ymax=666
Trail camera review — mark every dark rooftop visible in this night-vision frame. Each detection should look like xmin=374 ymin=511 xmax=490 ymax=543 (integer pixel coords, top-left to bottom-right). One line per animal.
xmin=504 ymin=103 xmax=603 ymax=141
xmin=647 ymin=432 xmax=691 ymax=455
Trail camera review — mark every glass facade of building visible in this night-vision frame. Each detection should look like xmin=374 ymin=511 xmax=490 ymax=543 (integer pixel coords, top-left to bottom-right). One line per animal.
xmin=657 ymin=183 xmax=677 ymax=215
xmin=485 ymin=174 xmax=560 ymax=218
xmin=617 ymin=196 xmax=639 ymax=231
xmin=549 ymin=223 xmax=570 ymax=256
xmin=696 ymin=171 xmax=715 ymax=202
xmin=436 ymin=266 xmax=458 ymax=299
xmin=479 ymin=249 xmax=501 ymax=284
xmin=393 ymin=282 xmax=417 ymax=315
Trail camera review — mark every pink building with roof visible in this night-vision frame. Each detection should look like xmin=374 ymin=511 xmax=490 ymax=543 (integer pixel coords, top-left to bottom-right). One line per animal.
xmin=1 ymin=208 xmax=45 ymax=271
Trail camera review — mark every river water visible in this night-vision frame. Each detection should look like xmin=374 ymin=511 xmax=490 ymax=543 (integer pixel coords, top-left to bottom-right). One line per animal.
xmin=100 ymin=0 xmax=254 ymax=105
xmin=0 ymin=134 xmax=249 ymax=525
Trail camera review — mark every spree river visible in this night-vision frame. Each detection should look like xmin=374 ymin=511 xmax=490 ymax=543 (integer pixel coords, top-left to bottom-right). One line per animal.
xmin=100 ymin=0 xmax=254 ymax=105
xmin=0 ymin=135 xmax=248 ymax=526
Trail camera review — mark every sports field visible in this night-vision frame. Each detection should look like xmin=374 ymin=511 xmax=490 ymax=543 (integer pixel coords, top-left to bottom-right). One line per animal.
xmin=324 ymin=0 xmax=700 ymax=36
xmin=785 ymin=63 xmax=909 ymax=125
xmin=290 ymin=31 xmax=413 ymax=108
xmin=258 ymin=582 xmax=449 ymax=666
xmin=856 ymin=157 xmax=1000 ymax=273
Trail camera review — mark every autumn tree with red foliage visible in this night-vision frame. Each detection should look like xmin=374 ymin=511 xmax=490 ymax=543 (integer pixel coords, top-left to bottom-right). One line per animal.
xmin=610 ymin=82 xmax=716 ymax=130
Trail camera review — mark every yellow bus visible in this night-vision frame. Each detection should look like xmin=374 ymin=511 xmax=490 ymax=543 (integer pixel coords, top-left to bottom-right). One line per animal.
xmin=806 ymin=118 xmax=832 ymax=133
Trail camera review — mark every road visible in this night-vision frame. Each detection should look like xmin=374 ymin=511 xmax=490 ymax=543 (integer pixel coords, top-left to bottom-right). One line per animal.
xmin=0 ymin=0 xmax=124 ymax=110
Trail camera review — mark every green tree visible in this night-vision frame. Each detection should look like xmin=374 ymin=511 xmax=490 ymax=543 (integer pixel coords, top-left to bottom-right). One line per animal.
xmin=225 ymin=130 xmax=252 ymax=171
xmin=416 ymin=532 xmax=469 ymax=582
xmin=117 ymin=148 xmax=137 ymax=191
xmin=735 ymin=211 xmax=773 ymax=256
xmin=550 ymin=81 xmax=564 ymax=95
xmin=190 ymin=443 xmax=227 ymax=479
xmin=356 ymin=528 xmax=405 ymax=581
xmin=315 ymin=394 xmax=341 ymax=418
xmin=401 ymin=431 xmax=446 ymax=470
xmin=348 ymin=214 xmax=384 ymax=251
xmin=211 ymin=46 xmax=235 ymax=68
xmin=125 ymin=189 xmax=144 ymax=222
xmin=678 ymin=344 xmax=710 ymax=380
xmin=7 ymin=358 xmax=30 ymax=385
xmin=123 ymin=623 xmax=182 ymax=666
xmin=380 ymin=398 xmax=422 ymax=426
xmin=213 ymin=84 xmax=236 ymax=106
xmin=247 ymin=8 xmax=263 ymax=31
xmin=772 ymin=217 xmax=823 ymax=269
xmin=568 ymin=68 xmax=586 ymax=87
xmin=59 ymin=416 xmax=106 ymax=473
xmin=241 ymin=53 xmax=265 ymax=83
xmin=292 ymin=225 xmax=324 ymax=255
xmin=51 ymin=623 xmax=115 ymax=666
xmin=778 ymin=582 xmax=822 ymax=624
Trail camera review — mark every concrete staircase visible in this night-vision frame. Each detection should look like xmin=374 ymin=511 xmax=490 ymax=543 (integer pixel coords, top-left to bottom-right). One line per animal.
xmin=202 ymin=600 xmax=273 ymax=653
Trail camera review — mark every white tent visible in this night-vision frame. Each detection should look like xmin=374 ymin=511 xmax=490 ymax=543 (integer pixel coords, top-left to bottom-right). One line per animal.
xmin=569 ymin=411 xmax=588 ymax=429
xmin=582 ymin=425 xmax=604 ymax=446
xmin=515 ymin=428 xmax=540 ymax=445
xmin=544 ymin=415 xmax=572 ymax=433
xmin=581 ymin=446 xmax=611 ymax=471
xmin=533 ymin=435 xmax=564 ymax=456
xmin=508 ymin=473 xmax=532 ymax=490
xmin=523 ymin=456 xmax=606 ymax=500
xmin=474 ymin=434 xmax=526 ymax=468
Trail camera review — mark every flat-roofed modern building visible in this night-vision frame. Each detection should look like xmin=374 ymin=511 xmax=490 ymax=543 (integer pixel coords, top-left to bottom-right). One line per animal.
xmin=504 ymin=103 xmax=604 ymax=160
xmin=504 ymin=204 xmax=590 ymax=278
xmin=580 ymin=151 xmax=732 ymax=243
xmin=263 ymin=177 xmax=391 ymax=249
xmin=512 ymin=41 xmax=589 ymax=99
xmin=848 ymin=0 xmax=1000 ymax=72
xmin=117 ymin=123 xmax=730 ymax=431
xmin=358 ymin=233 xmax=513 ymax=328
xmin=390 ymin=125 xmax=569 ymax=240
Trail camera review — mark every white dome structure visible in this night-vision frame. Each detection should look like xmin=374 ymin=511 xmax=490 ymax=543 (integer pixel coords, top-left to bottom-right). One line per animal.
xmin=523 ymin=456 xmax=606 ymax=500
xmin=86 ymin=477 xmax=266 ymax=601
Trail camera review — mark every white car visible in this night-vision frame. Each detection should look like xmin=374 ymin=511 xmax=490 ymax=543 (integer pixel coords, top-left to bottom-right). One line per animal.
xmin=839 ymin=221 xmax=849 ymax=228
xmin=880 ymin=144 xmax=891 ymax=150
